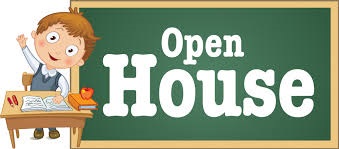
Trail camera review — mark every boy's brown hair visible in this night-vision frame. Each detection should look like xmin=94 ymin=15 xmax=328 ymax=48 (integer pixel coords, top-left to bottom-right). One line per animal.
xmin=36 ymin=7 xmax=99 ymax=61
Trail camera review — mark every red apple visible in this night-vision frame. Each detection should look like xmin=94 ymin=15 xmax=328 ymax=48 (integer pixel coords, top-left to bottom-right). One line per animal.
xmin=80 ymin=87 xmax=94 ymax=100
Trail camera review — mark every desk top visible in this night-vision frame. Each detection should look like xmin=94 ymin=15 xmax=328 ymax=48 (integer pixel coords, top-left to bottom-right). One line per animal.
xmin=0 ymin=91 xmax=93 ymax=118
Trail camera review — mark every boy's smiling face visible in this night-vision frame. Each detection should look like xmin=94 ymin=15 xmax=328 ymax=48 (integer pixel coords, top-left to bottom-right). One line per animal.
xmin=32 ymin=23 xmax=86 ymax=69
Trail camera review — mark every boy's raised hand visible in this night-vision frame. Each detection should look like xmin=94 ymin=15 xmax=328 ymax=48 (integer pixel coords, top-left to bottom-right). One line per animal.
xmin=16 ymin=34 xmax=27 ymax=49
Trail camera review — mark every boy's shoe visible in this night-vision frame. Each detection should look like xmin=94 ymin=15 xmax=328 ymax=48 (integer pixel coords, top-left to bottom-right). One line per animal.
xmin=34 ymin=129 xmax=44 ymax=139
xmin=49 ymin=130 xmax=60 ymax=139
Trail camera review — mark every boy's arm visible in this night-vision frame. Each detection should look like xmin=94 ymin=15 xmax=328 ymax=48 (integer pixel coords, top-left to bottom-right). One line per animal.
xmin=17 ymin=34 xmax=40 ymax=73
xmin=53 ymin=76 xmax=69 ymax=104
xmin=58 ymin=76 xmax=69 ymax=98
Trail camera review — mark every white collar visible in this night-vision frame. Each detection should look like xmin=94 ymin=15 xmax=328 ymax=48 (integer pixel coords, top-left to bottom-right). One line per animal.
xmin=41 ymin=65 xmax=57 ymax=77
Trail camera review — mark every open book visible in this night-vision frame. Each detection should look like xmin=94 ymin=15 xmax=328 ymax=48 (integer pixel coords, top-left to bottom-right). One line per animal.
xmin=21 ymin=96 xmax=72 ymax=112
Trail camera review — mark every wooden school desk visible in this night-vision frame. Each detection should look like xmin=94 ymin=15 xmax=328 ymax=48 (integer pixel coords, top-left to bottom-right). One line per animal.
xmin=0 ymin=91 xmax=93 ymax=148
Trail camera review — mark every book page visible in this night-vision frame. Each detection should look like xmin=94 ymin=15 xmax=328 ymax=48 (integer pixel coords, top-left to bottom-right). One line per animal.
xmin=21 ymin=96 xmax=47 ymax=112
xmin=43 ymin=96 xmax=72 ymax=111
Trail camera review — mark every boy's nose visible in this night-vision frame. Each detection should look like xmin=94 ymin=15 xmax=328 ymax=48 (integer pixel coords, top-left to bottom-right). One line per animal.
xmin=55 ymin=51 xmax=61 ymax=55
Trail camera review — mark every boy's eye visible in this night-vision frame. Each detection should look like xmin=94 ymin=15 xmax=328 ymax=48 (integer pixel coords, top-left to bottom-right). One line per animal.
xmin=65 ymin=45 xmax=79 ymax=57
xmin=46 ymin=32 xmax=60 ymax=44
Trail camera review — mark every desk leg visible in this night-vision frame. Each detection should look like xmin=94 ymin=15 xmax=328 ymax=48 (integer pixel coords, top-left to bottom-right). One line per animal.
xmin=9 ymin=129 xmax=15 ymax=148
xmin=77 ymin=128 xmax=83 ymax=147
xmin=72 ymin=127 xmax=76 ymax=135
xmin=15 ymin=129 xmax=19 ymax=138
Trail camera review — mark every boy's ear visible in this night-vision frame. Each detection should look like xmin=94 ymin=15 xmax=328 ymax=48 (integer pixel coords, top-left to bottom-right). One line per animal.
xmin=31 ymin=31 xmax=37 ymax=39
xmin=77 ymin=59 xmax=85 ymax=66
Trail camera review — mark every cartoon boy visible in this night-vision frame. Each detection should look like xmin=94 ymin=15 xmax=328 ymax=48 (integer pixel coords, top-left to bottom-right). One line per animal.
xmin=16 ymin=7 xmax=99 ymax=139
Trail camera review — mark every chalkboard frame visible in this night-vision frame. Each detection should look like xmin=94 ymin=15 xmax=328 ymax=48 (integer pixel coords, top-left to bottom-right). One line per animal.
xmin=69 ymin=1 xmax=338 ymax=148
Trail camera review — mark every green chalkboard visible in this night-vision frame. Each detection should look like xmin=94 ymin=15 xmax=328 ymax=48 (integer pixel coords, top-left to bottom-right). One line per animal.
xmin=79 ymin=8 xmax=330 ymax=140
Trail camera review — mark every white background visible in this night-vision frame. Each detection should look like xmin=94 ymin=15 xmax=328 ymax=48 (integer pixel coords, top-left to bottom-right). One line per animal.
xmin=0 ymin=0 xmax=71 ymax=148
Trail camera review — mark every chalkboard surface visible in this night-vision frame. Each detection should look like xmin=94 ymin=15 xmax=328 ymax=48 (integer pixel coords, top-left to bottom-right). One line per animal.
xmin=79 ymin=8 xmax=330 ymax=140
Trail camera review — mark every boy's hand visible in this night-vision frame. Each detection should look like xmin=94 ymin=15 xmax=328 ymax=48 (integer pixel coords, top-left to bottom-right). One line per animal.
xmin=53 ymin=96 xmax=64 ymax=104
xmin=16 ymin=34 xmax=27 ymax=49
